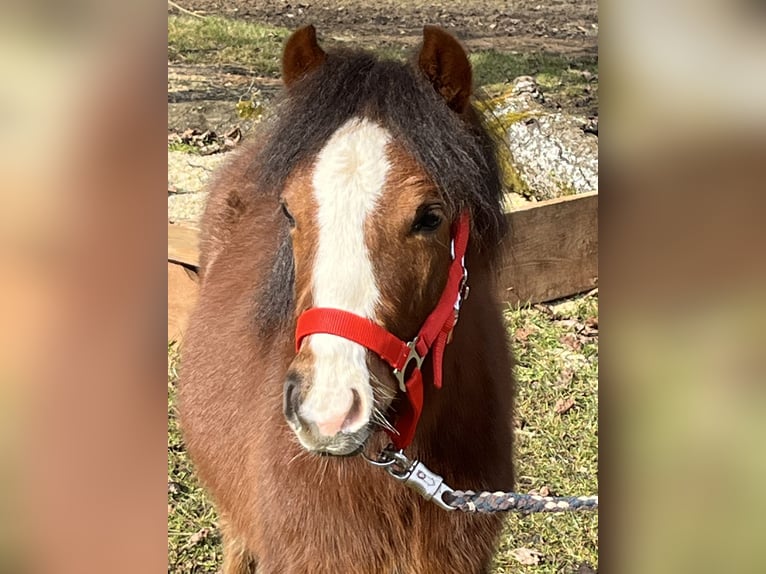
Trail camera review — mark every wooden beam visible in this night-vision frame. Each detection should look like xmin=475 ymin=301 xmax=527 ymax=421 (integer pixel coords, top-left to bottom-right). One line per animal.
xmin=168 ymin=222 xmax=200 ymax=267
xmin=167 ymin=192 xmax=598 ymax=339
xmin=498 ymin=192 xmax=598 ymax=304
xmin=168 ymin=261 xmax=199 ymax=342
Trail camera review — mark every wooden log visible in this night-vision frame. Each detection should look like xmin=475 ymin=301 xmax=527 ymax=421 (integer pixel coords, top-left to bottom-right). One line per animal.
xmin=167 ymin=192 xmax=598 ymax=339
xmin=498 ymin=192 xmax=598 ymax=304
xmin=168 ymin=261 xmax=199 ymax=342
xmin=168 ymin=223 xmax=200 ymax=267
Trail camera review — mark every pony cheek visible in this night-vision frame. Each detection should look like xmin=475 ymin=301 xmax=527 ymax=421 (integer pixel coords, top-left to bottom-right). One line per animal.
xmin=367 ymin=356 xmax=398 ymax=408
xmin=292 ymin=285 xmax=314 ymax=318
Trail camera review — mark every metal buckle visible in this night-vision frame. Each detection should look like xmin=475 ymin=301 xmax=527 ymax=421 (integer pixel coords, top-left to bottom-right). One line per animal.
xmin=392 ymin=337 xmax=423 ymax=393
xmin=455 ymin=266 xmax=469 ymax=311
xmin=451 ymin=262 xmax=469 ymax=336
xmin=450 ymin=235 xmax=470 ymax=318
xmin=364 ymin=445 xmax=455 ymax=511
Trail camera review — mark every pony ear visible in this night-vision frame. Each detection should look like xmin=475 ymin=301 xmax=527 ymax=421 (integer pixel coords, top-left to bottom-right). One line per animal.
xmin=282 ymin=25 xmax=326 ymax=88
xmin=417 ymin=25 xmax=473 ymax=114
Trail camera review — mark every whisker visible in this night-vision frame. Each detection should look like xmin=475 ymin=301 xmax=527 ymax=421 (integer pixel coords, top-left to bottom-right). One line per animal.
xmin=367 ymin=372 xmax=399 ymax=437
xmin=369 ymin=373 xmax=396 ymax=405
xmin=372 ymin=406 xmax=397 ymax=434
xmin=287 ymin=448 xmax=307 ymax=467
xmin=287 ymin=452 xmax=300 ymax=466
xmin=321 ymin=456 xmax=330 ymax=487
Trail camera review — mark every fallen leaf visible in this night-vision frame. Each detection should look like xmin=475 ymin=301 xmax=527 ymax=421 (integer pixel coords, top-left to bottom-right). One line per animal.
xmin=512 ymin=547 xmax=543 ymax=565
xmin=223 ymin=126 xmax=243 ymax=149
xmin=533 ymin=303 xmax=553 ymax=316
xmin=514 ymin=325 xmax=538 ymax=343
xmin=559 ymin=333 xmax=582 ymax=351
xmin=554 ymin=397 xmax=576 ymax=415
xmin=199 ymin=142 xmax=222 ymax=156
xmin=580 ymin=317 xmax=598 ymax=337
xmin=189 ymin=528 xmax=210 ymax=545
xmin=529 ymin=485 xmax=556 ymax=497
xmin=557 ymin=367 xmax=574 ymax=386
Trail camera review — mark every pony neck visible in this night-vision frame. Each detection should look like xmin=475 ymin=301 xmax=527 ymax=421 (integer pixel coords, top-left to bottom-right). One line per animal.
xmin=409 ymin=247 xmax=501 ymax=450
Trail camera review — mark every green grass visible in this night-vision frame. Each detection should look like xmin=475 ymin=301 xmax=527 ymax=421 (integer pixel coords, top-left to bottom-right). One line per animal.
xmin=167 ymin=15 xmax=597 ymax=108
xmin=168 ymin=15 xmax=289 ymax=75
xmin=493 ymin=295 xmax=599 ymax=573
xmin=168 ymin=141 xmax=201 ymax=154
xmin=471 ymin=50 xmax=596 ymax=96
xmin=168 ymin=343 xmax=222 ymax=573
xmin=167 ymin=293 xmax=598 ymax=573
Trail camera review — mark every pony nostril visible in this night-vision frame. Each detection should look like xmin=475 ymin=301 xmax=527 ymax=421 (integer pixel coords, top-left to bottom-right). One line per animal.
xmin=283 ymin=374 xmax=302 ymax=424
xmin=342 ymin=389 xmax=363 ymax=432
xmin=311 ymin=389 xmax=366 ymax=437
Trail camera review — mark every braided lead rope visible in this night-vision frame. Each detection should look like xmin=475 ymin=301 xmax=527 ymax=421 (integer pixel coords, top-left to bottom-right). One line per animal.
xmin=364 ymin=445 xmax=598 ymax=514
xmin=442 ymin=490 xmax=598 ymax=514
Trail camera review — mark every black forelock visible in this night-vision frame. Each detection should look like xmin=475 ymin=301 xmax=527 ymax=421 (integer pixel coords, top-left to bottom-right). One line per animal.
xmin=248 ymin=48 xmax=507 ymax=334
xmin=247 ymin=48 xmax=507 ymax=255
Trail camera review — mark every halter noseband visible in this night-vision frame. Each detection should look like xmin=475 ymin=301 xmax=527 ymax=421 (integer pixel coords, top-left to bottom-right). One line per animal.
xmin=294 ymin=211 xmax=471 ymax=449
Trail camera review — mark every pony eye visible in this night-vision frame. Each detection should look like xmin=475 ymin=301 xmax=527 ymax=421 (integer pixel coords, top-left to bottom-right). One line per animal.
xmin=412 ymin=209 xmax=443 ymax=233
xmin=281 ymin=202 xmax=295 ymax=228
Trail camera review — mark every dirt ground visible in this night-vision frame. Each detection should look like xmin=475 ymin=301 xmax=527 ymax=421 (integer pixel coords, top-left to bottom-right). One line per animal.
xmin=168 ymin=0 xmax=598 ymax=138
xmin=178 ymin=0 xmax=598 ymax=56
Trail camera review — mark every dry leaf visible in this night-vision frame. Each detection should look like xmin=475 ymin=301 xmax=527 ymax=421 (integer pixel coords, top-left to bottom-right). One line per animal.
xmin=554 ymin=397 xmax=575 ymax=415
xmin=514 ymin=326 xmax=538 ymax=343
xmin=512 ymin=547 xmax=543 ymax=565
xmin=224 ymin=126 xmax=242 ymax=141
xmin=529 ymin=485 xmax=555 ymax=497
xmin=559 ymin=333 xmax=582 ymax=351
xmin=557 ymin=367 xmax=574 ymax=387
xmin=189 ymin=528 xmax=210 ymax=545
xmin=580 ymin=317 xmax=598 ymax=337
xmin=533 ymin=303 xmax=553 ymax=316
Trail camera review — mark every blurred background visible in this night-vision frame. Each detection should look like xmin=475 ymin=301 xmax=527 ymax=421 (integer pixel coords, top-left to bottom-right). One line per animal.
xmin=167 ymin=3 xmax=600 ymax=573
xmin=1 ymin=0 xmax=765 ymax=573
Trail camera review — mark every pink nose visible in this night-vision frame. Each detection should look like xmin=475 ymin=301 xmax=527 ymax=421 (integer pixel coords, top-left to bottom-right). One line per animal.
xmin=308 ymin=389 xmax=363 ymax=438
xmin=315 ymin=412 xmax=351 ymax=437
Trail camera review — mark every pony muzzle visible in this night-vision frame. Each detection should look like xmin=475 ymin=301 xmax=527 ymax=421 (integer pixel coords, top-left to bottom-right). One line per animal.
xmin=283 ymin=367 xmax=372 ymax=456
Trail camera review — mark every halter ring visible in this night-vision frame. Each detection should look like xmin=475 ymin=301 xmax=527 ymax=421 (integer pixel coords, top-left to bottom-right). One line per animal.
xmin=392 ymin=337 xmax=424 ymax=393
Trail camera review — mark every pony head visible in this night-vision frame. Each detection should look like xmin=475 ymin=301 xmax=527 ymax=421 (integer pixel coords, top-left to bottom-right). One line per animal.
xmin=273 ymin=26 xmax=504 ymax=455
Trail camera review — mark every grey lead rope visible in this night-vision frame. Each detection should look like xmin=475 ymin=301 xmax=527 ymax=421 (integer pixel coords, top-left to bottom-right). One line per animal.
xmin=443 ymin=490 xmax=598 ymax=514
xmin=365 ymin=445 xmax=598 ymax=514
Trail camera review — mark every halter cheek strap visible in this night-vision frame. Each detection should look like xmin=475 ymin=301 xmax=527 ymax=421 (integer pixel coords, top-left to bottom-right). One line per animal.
xmin=294 ymin=211 xmax=471 ymax=450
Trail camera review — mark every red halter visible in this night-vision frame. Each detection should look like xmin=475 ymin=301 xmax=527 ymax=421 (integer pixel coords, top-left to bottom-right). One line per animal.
xmin=294 ymin=211 xmax=471 ymax=449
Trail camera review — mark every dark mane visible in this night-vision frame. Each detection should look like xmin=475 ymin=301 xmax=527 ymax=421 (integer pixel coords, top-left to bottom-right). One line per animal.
xmin=249 ymin=47 xmax=507 ymax=332
xmin=249 ymin=48 xmax=506 ymax=251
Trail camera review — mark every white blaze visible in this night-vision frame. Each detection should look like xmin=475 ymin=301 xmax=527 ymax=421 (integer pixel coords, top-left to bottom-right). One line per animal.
xmin=302 ymin=117 xmax=392 ymax=434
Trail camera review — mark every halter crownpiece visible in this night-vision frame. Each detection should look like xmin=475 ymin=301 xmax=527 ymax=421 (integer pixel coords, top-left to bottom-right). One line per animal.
xmin=294 ymin=211 xmax=471 ymax=449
